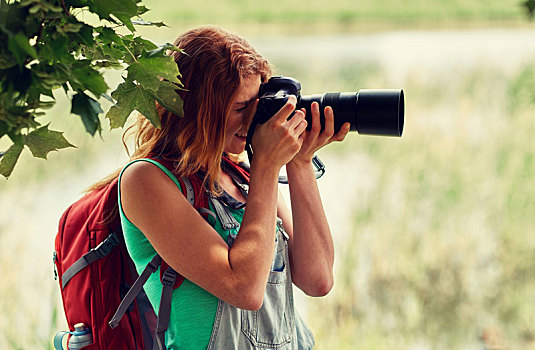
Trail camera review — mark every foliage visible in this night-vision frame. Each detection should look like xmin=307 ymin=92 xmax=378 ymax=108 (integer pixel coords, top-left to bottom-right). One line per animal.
xmin=524 ymin=0 xmax=535 ymax=19
xmin=0 ymin=0 xmax=184 ymax=178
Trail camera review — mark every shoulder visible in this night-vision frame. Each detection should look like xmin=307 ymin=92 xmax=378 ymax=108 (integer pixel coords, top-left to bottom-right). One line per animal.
xmin=120 ymin=160 xmax=181 ymax=197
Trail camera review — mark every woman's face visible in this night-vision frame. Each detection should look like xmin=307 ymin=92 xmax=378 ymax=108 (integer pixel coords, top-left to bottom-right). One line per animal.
xmin=224 ymin=74 xmax=262 ymax=154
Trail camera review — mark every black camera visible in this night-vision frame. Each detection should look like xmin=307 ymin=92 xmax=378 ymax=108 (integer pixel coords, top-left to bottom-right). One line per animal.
xmin=247 ymin=76 xmax=404 ymax=142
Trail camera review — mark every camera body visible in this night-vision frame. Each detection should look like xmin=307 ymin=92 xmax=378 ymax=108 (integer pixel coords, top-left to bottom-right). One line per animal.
xmin=251 ymin=76 xmax=404 ymax=137
xmin=254 ymin=76 xmax=302 ymax=124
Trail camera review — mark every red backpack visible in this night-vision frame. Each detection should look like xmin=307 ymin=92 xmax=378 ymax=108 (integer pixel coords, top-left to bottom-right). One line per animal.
xmin=54 ymin=156 xmax=250 ymax=349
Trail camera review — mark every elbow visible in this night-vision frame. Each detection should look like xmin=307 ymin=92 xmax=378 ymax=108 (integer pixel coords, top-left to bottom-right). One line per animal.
xmin=297 ymin=274 xmax=334 ymax=297
xmin=228 ymin=278 xmax=266 ymax=310
xmin=232 ymin=288 xmax=265 ymax=310
xmin=306 ymin=277 xmax=334 ymax=297
xmin=239 ymin=296 xmax=264 ymax=311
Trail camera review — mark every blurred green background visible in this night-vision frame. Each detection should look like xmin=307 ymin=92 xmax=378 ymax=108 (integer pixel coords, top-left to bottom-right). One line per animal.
xmin=1 ymin=0 xmax=535 ymax=349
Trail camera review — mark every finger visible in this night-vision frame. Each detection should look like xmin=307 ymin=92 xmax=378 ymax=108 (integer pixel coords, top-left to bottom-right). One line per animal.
xmin=294 ymin=116 xmax=308 ymax=137
xmin=272 ymin=95 xmax=297 ymax=123
xmin=322 ymin=106 xmax=335 ymax=140
xmin=309 ymin=102 xmax=321 ymax=136
xmin=331 ymin=122 xmax=350 ymax=142
xmin=287 ymin=109 xmax=306 ymax=129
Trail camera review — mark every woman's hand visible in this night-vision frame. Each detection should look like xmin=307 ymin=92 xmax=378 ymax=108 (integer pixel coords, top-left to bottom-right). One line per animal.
xmin=251 ymin=95 xmax=308 ymax=169
xmin=289 ymin=102 xmax=350 ymax=167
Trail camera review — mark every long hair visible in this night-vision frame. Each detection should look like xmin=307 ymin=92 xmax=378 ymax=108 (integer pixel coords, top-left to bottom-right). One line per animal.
xmin=89 ymin=26 xmax=271 ymax=194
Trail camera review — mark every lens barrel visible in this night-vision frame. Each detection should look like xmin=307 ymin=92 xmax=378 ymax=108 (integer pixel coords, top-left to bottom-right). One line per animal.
xmin=298 ymin=89 xmax=404 ymax=137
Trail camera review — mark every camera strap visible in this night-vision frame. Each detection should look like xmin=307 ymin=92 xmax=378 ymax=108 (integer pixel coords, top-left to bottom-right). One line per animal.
xmin=276 ymin=155 xmax=325 ymax=184
xmin=245 ymin=146 xmax=325 ymax=184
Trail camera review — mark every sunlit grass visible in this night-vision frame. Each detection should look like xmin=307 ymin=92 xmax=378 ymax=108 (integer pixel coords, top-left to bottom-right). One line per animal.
xmin=307 ymin=63 xmax=535 ymax=350
xmin=143 ymin=0 xmax=526 ymax=27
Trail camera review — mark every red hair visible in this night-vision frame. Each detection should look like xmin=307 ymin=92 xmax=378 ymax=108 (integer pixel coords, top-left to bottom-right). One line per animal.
xmin=128 ymin=26 xmax=271 ymax=193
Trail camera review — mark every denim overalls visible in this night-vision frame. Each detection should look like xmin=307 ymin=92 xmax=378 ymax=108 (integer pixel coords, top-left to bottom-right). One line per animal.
xmin=206 ymin=163 xmax=315 ymax=349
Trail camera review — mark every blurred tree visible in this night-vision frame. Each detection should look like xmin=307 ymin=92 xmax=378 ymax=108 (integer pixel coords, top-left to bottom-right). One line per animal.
xmin=523 ymin=0 xmax=535 ymax=19
xmin=0 ymin=0 xmax=183 ymax=178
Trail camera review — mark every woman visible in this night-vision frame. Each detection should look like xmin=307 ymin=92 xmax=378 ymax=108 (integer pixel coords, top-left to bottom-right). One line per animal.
xmin=118 ymin=26 xmax=350 ymax=349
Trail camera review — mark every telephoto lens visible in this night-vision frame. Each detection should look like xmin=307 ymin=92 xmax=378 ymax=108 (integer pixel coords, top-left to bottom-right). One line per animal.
xmin=299 ymin=89 xmax=404 ymax=137
xmin=251 ymin=76 xmax=404 ymax=138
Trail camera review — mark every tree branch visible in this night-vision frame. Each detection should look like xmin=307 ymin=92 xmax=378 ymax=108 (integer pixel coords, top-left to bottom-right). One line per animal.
xmin=60 ymin=0 xmax=70 ymax=16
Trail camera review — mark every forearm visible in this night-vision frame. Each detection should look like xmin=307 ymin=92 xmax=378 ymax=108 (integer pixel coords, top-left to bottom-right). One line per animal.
xmin=228 ymin=158 xmax=280 ymax=305
xmin=286 ymin=160 xmax=334 ymax=296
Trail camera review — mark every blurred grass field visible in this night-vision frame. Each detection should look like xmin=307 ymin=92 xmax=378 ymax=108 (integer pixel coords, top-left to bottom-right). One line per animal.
xmin=142 ymin=0 xmax=526 ymax=30
xmin=1 ymin=1 xmax=535 ymax=349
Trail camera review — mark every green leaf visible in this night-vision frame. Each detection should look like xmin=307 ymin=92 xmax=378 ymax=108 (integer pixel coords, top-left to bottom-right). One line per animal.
xmin=1 ymin=1 xmax=28 ymax=34
xmin=153 ymin=80 xmax=183 ymax=117
xmin=88 ymin=0 xmax=138 ymax=19
xmin=95 ymin=26 xmax=123 ymax=45
xmin=131 ymin=19 xmax=167 ymax=27
xmin=65 ymin=0 xmax=89 ymax=7
xmin=0 ymin=121 xmax=8 ymax=138
xmin=37 ymin=100 xmax=56 ymax=110
xmin=24 ymin=124 xmax=75 ymax=159
xmin=129 ymin=36 xmax=158 ymax=56
xmin=72 ymin=63 xmax=109 ymax=96
xmin=145 ymin=43 xmax=182 ymax=58
xmin=71 ymin=92 xmax=103 ymax=135
xmin=0 ymin=0 xmax=8 ymax=25
xmin=74 ymin=23 xmax=96 ymax=47
xmin=0 ymin=141 xmax=24 ymax=178
xmin=0 ymin=54 xmax=17 ymax=69
xmin=126 ymin=52 xmax=181 ymax=93
xmin=39 ymin=32 xmax=69 ymax=62
xmin=137 ymin=4 xmax=150 ymax=15
xmin=24 ymin=0 xmax=63 ymax=14
xmin=56 ymin=23 xmax=83 ymax=34
xmin=8 ymin=32 xmax=37 ymax=65
xmin=113 ymin=13 xmax=135 ymax=32
xmin=88 ymin=0 xmax=138 ymax=27
xmin=106 ymin=80 xmax=158 ymax=129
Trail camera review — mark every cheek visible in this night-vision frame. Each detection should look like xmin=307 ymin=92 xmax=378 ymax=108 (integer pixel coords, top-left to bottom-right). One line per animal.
xmin=228 ymin=112 xmax=245 ymax=129
xmin=226 ymin=115 xmax=238 ymax=133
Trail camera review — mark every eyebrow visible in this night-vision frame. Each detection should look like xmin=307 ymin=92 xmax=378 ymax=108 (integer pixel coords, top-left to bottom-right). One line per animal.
xmin=234 ymin=97 xmax=256 ymax=106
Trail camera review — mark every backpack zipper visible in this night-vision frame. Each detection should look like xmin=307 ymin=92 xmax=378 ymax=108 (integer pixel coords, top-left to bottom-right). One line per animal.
xmin=53 ymin=251 xmax=58 ymax=281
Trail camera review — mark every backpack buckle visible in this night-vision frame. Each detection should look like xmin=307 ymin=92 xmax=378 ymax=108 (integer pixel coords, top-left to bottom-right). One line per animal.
xmin=161 ymin=268 xmax=178 ymax=287
xmin=86 ymin=233 xmax=120 ymax=263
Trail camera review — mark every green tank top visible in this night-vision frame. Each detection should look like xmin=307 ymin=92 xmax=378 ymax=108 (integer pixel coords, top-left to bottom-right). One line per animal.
xmin=118 ymin=158 xmax=245 ymax=350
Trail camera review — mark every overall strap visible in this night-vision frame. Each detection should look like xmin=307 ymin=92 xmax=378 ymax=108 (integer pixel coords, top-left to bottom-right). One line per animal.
xmin=208 ymin=195 xmax=240 ymax=231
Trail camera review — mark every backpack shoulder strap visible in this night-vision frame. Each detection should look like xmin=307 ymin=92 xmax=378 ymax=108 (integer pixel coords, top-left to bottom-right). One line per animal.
xmin=222 ymin=155 xmax=250 ymax=183
xmin=144 ymin=158 xmax=215 ymax=350
xmin=109 ymin=254 xmax=163 ymax=329
xmin=145 ymin=158 xmax=215 ymax=286
xmin=147 ymin=157 xmax=213 ymax=222
xmin=112 ymin=157 xmax=237 ymax=349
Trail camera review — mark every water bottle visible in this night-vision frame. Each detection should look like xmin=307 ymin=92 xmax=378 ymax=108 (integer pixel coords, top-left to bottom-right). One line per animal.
xmin=54 ymin=323 xmax=93 ymax=350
